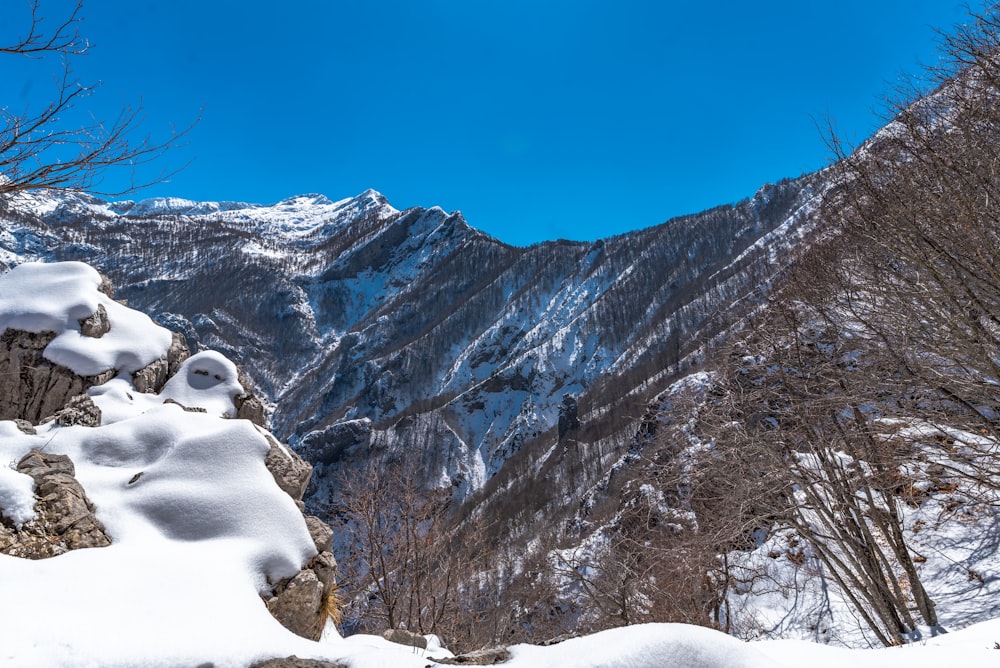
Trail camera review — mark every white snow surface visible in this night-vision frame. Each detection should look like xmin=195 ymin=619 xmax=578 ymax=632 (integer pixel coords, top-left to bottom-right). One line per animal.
xmin=159 ymin=350 xmax=246 ymax=418
xmin=0 ymin=442 xmax=35 ymax=527
xmin=0 ymin=261 xmax=172 ymax=375
xmin=2 ymin=262 xmax=1000 ymax=666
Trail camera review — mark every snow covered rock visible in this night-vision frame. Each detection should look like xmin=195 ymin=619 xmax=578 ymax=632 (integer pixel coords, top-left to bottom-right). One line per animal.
xmin=0 ymin=262 xmax=176 ymax=424
xmin=267 ymin=569 xmax=328 ymax=639
xmin=0 ymin=328 xmax=115 ymax=423
xmin=43 ymin=393 xmax=102 ymax=427
xmin=0 ymin=261 xmax=350 ymax=664
xmin=0 ymin=449 xmax=111 ymax=558
xmin=434 ymin=647 xmax=511 ymax=665
xmin=251 ymin=658 xmax=346 ymax=668
xmin=131 ymin=331 xmax=191 ymax=394
xmin=382 ymin=629 xmax=428 ymax=649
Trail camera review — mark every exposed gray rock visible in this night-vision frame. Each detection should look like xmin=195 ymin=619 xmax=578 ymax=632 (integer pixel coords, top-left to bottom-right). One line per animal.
xmin=166 ymin=331 xmax=190 ymax=378
xmin=382 ymin=628 xmax=428 ymax=650
xmin=300 ymin=420 xmax=371 ymax=466
xmin=230 ymin=365 xmax=267 ymax=426
xmin=161 ymin=397 xmax=208 ymax=413
xmin=266 ymin=569 xmax=326 ymax=640
xmin=308 ymin=550 xmax=338 ymax=594
xmin=0 ymin=328 xmax=115 ymax=423
xmin=42 ymin=393 xmax=102 ymax=427
xmin=235 ymin=392 xmax=266 ymax=426
xmin=0 ymin=450 xmax=111 ymax=558
xmin=96 ymin=273 xmax=115 ymax=298
xmin=264 ymin=539 xmax=339 ymax=640
xmin=78 ymin=303 xmax=110 ymax=338
xmin=132 ymin=357 xmax=167 ymax=394
xmin=434 ymin=648 xmax=512 ymax=665
xmin=263 ymin=432 xmax=313 ymax=503
xmin=305 ymin=515 xmax=334 ymax=553
xmin=259 ymin=432 xmax=340 ymax=641
xmin=133 ymin=331 xmax=190 ymax=393
xmin=250 ymin=658 xmax=347 ymax=668
xmin=14 ymin=419 xmax=35 ymax=435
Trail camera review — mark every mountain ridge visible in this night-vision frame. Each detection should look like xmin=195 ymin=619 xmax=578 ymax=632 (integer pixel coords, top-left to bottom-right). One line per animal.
xmin=0 ymin=171 xmax=829 ymax=515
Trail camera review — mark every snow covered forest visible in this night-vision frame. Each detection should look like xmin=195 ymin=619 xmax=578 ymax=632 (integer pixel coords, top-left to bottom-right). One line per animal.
xmin=3 ymin=1 xmax=1000 ymax=667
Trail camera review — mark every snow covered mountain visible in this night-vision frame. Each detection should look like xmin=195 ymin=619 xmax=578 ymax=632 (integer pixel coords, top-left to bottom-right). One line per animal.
xmin=0 ymin=173 xmax=828 ymax=521
xmin=1 ymin=262 xmax=999 ymax=667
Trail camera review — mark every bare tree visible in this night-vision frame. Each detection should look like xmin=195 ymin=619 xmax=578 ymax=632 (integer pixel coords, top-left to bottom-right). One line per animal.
xmin=0 ymin=1 xmax=193 ymax=198
xmin=693 ymin=292 xmax=943 ymax=646
xmin=673 ymin=4 xmax=1000 ymax=646
xmin=335 ymin=459 xmax=465 ymax=638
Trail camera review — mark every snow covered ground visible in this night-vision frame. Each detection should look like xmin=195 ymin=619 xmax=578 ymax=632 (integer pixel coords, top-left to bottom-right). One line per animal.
xmin=1 ymin=261 xmax=999 ymax=666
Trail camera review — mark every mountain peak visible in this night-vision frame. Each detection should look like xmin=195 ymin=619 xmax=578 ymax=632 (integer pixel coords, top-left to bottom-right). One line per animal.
xmin=110 ymin=197 xmax=254 ymax=217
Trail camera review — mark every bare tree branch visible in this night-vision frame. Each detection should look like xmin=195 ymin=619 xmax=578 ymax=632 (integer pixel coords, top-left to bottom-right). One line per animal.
xmin=0 ymin=1 xmax=196 ymax=199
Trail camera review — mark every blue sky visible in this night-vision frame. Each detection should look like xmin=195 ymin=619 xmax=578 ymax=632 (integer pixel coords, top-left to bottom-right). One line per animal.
xmin=1 ymin=1 xmax=983 ymax=246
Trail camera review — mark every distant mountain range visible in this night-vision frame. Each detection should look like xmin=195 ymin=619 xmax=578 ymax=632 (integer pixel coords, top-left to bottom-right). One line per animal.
xmin=0 ymin=171 xmax=831 ymax=521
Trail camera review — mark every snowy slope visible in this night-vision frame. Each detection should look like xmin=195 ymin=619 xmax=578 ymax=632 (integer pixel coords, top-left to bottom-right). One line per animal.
xmin=0 ymin=176 xmax=829 ymax=521
xmin=5 ymin=262 xmax=1000 ymax=666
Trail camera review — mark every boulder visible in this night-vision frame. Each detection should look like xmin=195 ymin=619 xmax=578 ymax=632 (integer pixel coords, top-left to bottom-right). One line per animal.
xmin=0 ymin=328 xmax=115 ymax=423
xmin=251 ymin=658 xmax=347 ymax=668
xmin=42 ymin=393 xmax=102 ymax=427
xmin=263 ymin=432 xmax=313 ymax=503
xmin=0 ymin=450 xmax=112 ymax=558
xmin=166 ymin=331 xmax=190 ymax=378
xmin=266 ymin=569 xmax=326 ymax=640
xmin=78 ymin=303 xmax=110 ymax=338
xmin=307 ymin=550 xmax=338 ymax=595
xmin=435 ymin=648 xmax=512 ymax=665
xmin=96 ymin=273 xmax=115 ymax=298
xmin=382 ymin=628 xmax=428 ymax=650
xmin=259 ymin=430 xmax=340 ymax=641
xmin=235 ymin=392 xmax=266 ymax=426
xmin=133 ymin=331 xmax=190 ymax=393
xmin=305 ymin=515 xmax=334 ymax=553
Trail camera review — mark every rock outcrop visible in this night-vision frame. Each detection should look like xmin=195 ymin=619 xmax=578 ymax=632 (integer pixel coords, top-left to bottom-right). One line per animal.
xmin=263 ymin=432 xmax=314 ymax=505
xmin=133 ymin=331 xmax=191 ymax=393
xmin=251 ymin=658 xmax=347 ymax=668
xmin=0 ymin=268 xmax=339 ymax=639
xmin=0 ymin=328 xmax=115 ymax=423
xmin=0 ymin=450 xmax=112 ymax=558
xmin=43 ymin=393 xmax=102 ymax=427
xmin=382 ymin=628 xmax=429 ymax=650
xmin=0 ymin=277 xmax=189 ymax=424
xmin=262 ymin=432 xmax=340 ymax=640
xmin=435 ymin=648 xmax=512 ymax=665
xmin=78 ymin=303 xmax=110 ymax=338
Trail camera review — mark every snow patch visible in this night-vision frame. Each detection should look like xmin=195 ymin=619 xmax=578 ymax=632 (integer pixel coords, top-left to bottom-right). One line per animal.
xmin=0 ymin=261 xmax=172 ymax=375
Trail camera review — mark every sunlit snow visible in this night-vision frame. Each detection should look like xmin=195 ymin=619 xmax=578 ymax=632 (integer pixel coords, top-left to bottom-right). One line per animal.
xmin=1 ymin=262 xmax=999 ymax=666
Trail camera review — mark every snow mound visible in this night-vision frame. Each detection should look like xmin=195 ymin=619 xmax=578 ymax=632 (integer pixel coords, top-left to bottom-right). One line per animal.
xmin=508 ymin=624 xmax=774 ymax=667
xmin=0 ymin=261 xmax=172 ymax=375
xmin=160 ymin=350 xmax=246 ymax=417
